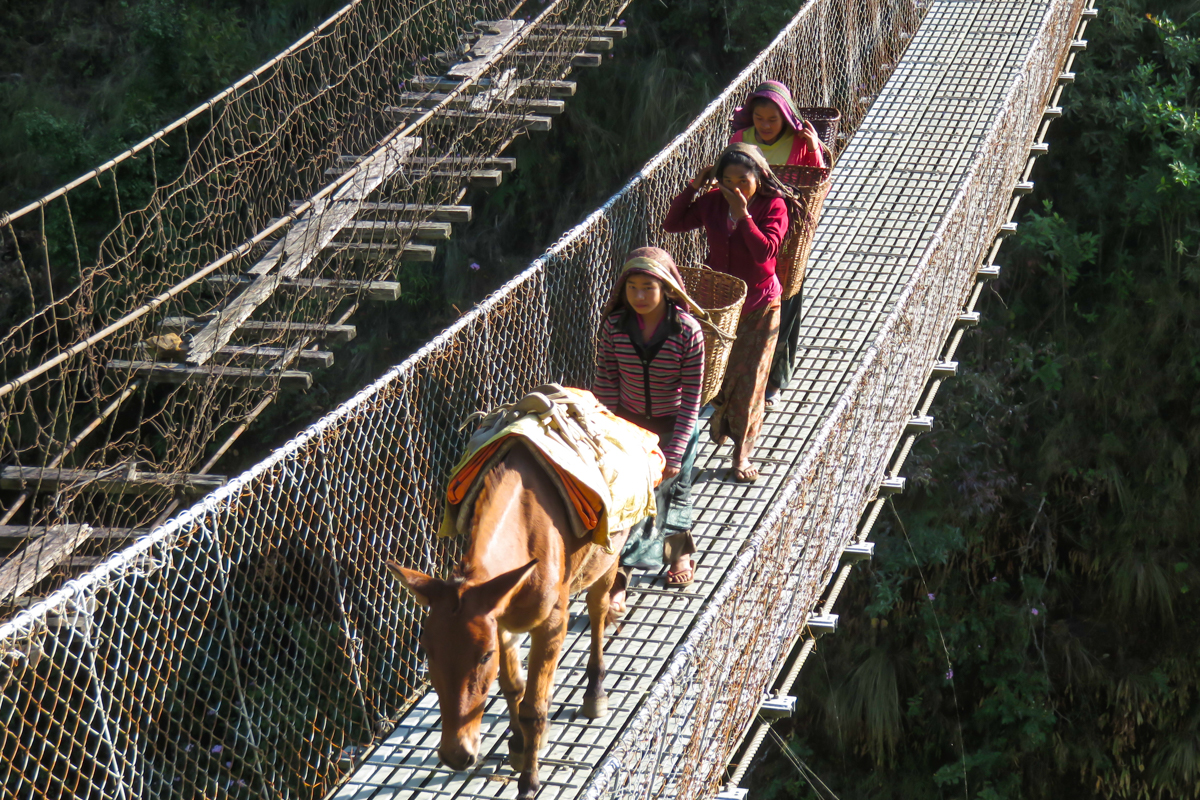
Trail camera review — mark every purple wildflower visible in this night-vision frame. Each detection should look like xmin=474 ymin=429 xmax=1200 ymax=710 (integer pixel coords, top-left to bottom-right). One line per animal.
xmin=619 ymin=18 xmax=626 ymax=24
xmin=469 ymin=262 xmax=481 ymax=271
xmin=212 ymin=745 xmax=224 ymax=754
xmin=225 ymin=761 xmax=233 ymax=768
xmin=927 ymin=592 xmax=935 ymax=601
xmin=990 ymin=576 xmax=998 ymax=582
xmin=1031 ymin=608 xmax=1039 ymax=616
xmin=945 ymin=669 xmax=953 ymax=679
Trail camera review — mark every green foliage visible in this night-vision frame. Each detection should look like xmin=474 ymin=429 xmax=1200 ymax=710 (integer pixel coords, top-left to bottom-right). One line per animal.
xmin=750 ymin=3 xmax=1200 ymax=798
xmin=0 ymin=0 xmax=341 ymax=211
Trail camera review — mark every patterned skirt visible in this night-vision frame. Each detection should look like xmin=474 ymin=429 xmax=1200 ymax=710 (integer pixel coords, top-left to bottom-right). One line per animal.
xmin=708 ymin=299 xmax=782 ymax=459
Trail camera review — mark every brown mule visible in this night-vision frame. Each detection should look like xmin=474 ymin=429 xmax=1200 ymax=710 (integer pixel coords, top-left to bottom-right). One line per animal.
xmin=387 ymin=444 xmax=625 ymax=799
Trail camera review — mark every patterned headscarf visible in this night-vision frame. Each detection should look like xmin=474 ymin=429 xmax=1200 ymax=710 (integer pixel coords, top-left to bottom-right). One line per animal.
xmin=730 ymin=81 xmax=805 ymax=134
xmin=601 ymin=247 xmax=707 ymax=320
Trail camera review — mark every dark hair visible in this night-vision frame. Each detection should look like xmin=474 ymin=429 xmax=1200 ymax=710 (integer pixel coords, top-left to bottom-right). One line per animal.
xmin=715 ymin=149 xmax=765 ymax=186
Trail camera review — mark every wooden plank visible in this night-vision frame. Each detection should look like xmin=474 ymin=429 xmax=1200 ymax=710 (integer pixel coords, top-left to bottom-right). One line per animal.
xmin=341 ymin=155 xmax=517 ymax=173
xmin=207 ymin=275 xmax=401 ymax=302
xmin=408 ymin=76 xmax=576 ymax=97
xmin=0 ymin=525 xmax=143 ymax=548
xmin=414 ymin=169 xmax=502 ymax=188
xmin=159 ymin=317 xmax=358 ymax=343
xmin=214 ymin=345 xmax=335 ymax=367
xmin=419 ymin=155 xmax=510 ymax=174
xmin=355 ymin=203 xmax=473 ymax=223
xmin=326 ymin=162 xmax=506 ymax=187
xmin=447 ymin=20 xmax=525 ymax=80
xmin=62 ymin=556 xmax=105 ymax=570
xmin=394 ymin=91 xmax=565 ymax=115
xmin=0 ymin=524 xmax=93 ymax=600
xmin=470 ymin=28 xmax=615 ymax=51
xmin=188 ymin=137 xmax=419 ymax=364
xmin=534 ymin=24 xmax=626 ymax=38
xmin=525 ymin=34 xmax=613 ymax=52
xmin=107 ymin=360 xmax=314 ymax=389
xmin=523 ymin=79 xmax=577 ymax=97
xmin=508 ymin=52 xmax=602 ymax=68
xmin=0 ymin=467 xmax=226 ymax=497
xmin=383 ymin=107 xmax=552 ymax=132
xmin=327 ymin=243 xmax=438 ymax=262
xmin=337 ymin=220 xmax=451 ymax=242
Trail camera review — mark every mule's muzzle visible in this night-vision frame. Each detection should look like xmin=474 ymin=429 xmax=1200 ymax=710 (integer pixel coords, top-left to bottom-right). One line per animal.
xmin=438 ymin=745 xmax=479 ymax=771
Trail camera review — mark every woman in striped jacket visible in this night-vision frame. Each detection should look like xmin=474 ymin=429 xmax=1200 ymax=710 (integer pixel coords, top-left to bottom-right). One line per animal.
xmin=594 ymin=247 xmax=705 ymax=603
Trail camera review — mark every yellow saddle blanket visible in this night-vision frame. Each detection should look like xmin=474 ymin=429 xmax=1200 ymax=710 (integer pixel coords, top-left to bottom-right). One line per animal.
xmin=441 ymin=385 xmax=664 ymax=553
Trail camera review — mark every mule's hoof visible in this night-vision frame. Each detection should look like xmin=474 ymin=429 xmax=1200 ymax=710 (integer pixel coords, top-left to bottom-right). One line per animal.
xmin=508 ymin=743 xmax=527 ymax=773
xmin=517 ymin=772 xmax=540 ymax=800
xmin=581 ymin=695 xmax=609 ymax=719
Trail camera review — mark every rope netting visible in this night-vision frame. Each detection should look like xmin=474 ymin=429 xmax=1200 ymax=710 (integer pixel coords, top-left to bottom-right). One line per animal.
xmin=0 ymin=0 xmax=1087 ymax=795
xmin=0 ymin=0 xmax=628 ymax=546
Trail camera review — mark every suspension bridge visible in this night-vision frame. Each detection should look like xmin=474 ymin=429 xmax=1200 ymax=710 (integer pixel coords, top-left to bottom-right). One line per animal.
xmin=0 ymin=0 xmax=1092 ymax=796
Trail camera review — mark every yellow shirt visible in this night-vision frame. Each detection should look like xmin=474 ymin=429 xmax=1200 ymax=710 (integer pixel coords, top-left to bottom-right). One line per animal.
xmin=737 ymin=128 xmax=796 ymax=165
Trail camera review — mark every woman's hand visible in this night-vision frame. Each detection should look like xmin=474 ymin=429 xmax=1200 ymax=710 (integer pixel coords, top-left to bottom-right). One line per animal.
xmin=689 ymin=165 xmax=714 ymax=191
xmin=799 ymin=119 xmax=823 ymax=150
xmin=663 ymin=465 xmax=680 ymax=480
xmin=720 ymin=185 xmax=750 ymax=219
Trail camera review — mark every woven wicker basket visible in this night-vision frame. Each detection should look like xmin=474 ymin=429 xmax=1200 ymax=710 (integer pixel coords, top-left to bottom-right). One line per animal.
xmin=773 ymin=164 xmax=833 ymax=301
xmin=796 ymin=106 xmax=841 ymax=151
xmin=679 ymin=266 xmax=747 ymax=405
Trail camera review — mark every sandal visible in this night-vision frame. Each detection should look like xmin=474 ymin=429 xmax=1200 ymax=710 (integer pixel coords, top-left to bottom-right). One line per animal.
xmin=665 ymin=559 xmax=695 ymax=588
xmin=765 ymin=387 xmax=780 ymax=408
xmin=732 ymin=463 xmax=759 ymax=483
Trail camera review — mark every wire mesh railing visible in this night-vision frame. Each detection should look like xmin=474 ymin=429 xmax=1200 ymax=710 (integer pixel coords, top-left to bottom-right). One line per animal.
xmin=0 ymin=0 xmax=1073 ymax=795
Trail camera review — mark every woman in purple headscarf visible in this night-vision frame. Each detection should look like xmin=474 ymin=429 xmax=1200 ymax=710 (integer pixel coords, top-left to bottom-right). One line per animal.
xmin=730 ymin=81 xmax=827 ymax=406
xmin=729 ymin=80 xmax=827 ymax=168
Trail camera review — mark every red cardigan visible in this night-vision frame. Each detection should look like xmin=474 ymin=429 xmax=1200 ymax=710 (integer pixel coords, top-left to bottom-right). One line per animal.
xmin=663 ymin=187 xmax=789 ymax=313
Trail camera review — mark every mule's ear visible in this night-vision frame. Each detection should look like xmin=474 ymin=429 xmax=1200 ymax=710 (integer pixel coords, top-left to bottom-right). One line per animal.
xmin=469 ymin=559 xmax=539 ymax=615
xmin=385 ymin=561 xmax=444 ymax=608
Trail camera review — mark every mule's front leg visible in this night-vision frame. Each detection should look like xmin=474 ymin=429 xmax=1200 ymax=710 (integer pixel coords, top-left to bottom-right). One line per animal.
xmin=516 ymin=611 xmax=567 ymax=800
xmin=582 ymin=559 xmax=619 ymax=718
xmin=497 ymin=629 xmax=528 ymax=772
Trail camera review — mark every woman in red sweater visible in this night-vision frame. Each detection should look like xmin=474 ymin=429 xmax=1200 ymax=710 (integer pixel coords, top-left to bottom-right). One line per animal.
xmin=663 ymin=143 xmax=799 ymax=482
